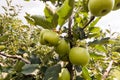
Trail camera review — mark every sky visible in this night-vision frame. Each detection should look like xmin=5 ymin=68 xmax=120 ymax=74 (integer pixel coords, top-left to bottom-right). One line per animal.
xmin=0 ymin=0 xmax=120 ymax=33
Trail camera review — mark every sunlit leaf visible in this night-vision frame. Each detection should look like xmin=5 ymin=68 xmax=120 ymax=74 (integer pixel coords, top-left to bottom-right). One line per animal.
xmin=57 ymin=0 xmax=74 ymax=26
xmin=44 ymin=4 xmax=58 ymax=28
xmin=82 ymin=66 xmax=91 ymax=80
xmin=89 ymin=17 xmax=101 ymax=27
xmin=90 ymin=52 xmax=105 ymax=59
xmin=31 ymin=15 xmax=53 ymax=29
xmin=94 ymin=45 xmax=107 ymax=53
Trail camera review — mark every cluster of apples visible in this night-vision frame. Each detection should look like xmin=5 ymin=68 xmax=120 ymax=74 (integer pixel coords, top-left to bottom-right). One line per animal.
xmin=88 ymin=0 xmax=120 ymax=16
xmin=40 ymin=29 xmax=90 ymax=66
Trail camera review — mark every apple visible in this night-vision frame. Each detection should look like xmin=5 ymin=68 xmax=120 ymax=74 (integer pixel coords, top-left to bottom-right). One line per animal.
xmin=113 ymin=0 xmax=120 ymax=10
xmin=69 ymin=47 xmax=90 ymax=66
xmin=42 ymin=30 xmax=59 ymax=46
xmin=58 ymin=68 xmax=70 ymax=80
xmin=55 ymin=39 xmax=70 ymax=61
xmin=88 ymin=0 xmax=114 ymax=16
xmin=39 ymin=29 xmax=49 ymax=45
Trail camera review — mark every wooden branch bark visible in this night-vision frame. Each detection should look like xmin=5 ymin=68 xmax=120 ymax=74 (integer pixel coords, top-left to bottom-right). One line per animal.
xmin=102 ymin=60 xmax=113 ymax=80
xmin=0 ymin=52 xmax=31 ymax=64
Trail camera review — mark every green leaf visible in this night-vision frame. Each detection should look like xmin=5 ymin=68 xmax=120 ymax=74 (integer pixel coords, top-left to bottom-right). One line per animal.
xmin=82 ymin=66 xmax=91 ymax=80
xmin=24 ymin=15 xmax=35 ymax=25
xmin=88 ymin=37 xmax=110 ymax=46
xmin=57 ymin=0 xmax=74 ymax=26
xmin=44 ymin=4 xmax=58 ymax=28
xmin=89 ymin=17 xmax=101 ymax=27
xmin=0 ymin=45 xmax=6 ymax=50
xmin=88 ymin=27 xmax=101 ymax=38
xmin=0 ymin=26 xmax=3 ymax=34
xmin=90 ymin=52 xmax=105 ymax=59
xmin=89 ymin=27 xmax=101 ymax=33
xmin=31 ymin=15 xmax=53 ymax=29
xmin=44 ymin=64 xmax=61 ymax=80
xmin=94 ymin=45 xmax=107 ymax=53
xmin=109 ymin=68 xmax=120 ymax=80
xmin=0 ymin=35 xmax=9 ymax=42
xmin=14 ymin=60 xmax=25 ymax=72
xmin=21 ymin=64 xmax=39 ymax=75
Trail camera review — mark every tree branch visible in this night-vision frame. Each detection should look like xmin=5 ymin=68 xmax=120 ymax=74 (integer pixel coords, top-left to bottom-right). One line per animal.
xmin=68 ymin=17 xmax=72 ymax=39
xmin=0 ymin=52 xmax=31 ymax=64
xmin=102 ymin=60 xmax=113 ymax=80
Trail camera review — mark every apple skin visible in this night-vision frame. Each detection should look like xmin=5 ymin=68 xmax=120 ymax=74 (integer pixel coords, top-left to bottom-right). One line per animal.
xmin=113 ymin=0 xmax=120 ymax=10
xmin=88 ymin=0 xmax=114 ymax=16
xmin=69 ymin=47 xmax=90 ymax=66
xmin=55 ymin=39 xmax=70 ymax=61
xmin=40 ymin=29 xmax=49 ymax=45
xmin=42 ymin=30 xmax=59 ymax=46
xmin=58 ymin=68 xmax=70 ymax=80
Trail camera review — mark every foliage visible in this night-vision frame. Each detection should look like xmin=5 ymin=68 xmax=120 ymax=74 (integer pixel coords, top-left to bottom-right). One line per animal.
xmin=0 ymin=0 xmax=120 ymax=80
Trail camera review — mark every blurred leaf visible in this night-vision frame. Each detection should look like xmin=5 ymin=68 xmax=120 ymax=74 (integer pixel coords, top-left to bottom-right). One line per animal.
xmin=29 ymin=54 xmax=41 ymax=64
xmin=0 ymin=26 xmax=3 ymax=34
xmin=112 ymin=46 xmax=120 ymax=52
xmin=94 ymin=45 xmax=107 ymax=53
xmin=24 ymin=0 xmax=30 ymax=1
xmin=88 ymin=37 xmax=110 ymax=46
xmin=21 ymin=64 xmax=39 ymax=75
xmin=109 ymin=68 xmax=120 ymax=80
xmin=14 ymin=60 xmax=25 ymax=72
xmin=0 ymin=45 xmax=6 ymax=50
xmin=2 ymin=6 xmax=7 ymax=11
xmin=82 ymin=66 xmax=91 ymax=80
xmin=44 ymin=64 xmax=61 ymax=80
xmin=90 ymin=52 xmax=105 ymax=59
xmin=88 ymin=27 xmax=101 ymax=38
xmin=31 ymin=15 xmax=53 ymax=29
xmin=0 ymin=35 xmax=9 ymax=42
xmin=24 ymin=15 xmax=35 ymax=25
xmin=89 ymin=27 xmax=101 ymax=33
xmin=44 ymin=4 xmax=58 ymax=28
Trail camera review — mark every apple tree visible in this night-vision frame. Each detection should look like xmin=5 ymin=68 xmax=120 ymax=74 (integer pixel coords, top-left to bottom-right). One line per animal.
xmin=0 ymin=0 xmax=120 ymax=80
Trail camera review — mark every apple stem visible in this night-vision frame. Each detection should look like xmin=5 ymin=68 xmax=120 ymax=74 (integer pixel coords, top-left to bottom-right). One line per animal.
xmin=83 ymin=15 xmax=95 ymax=29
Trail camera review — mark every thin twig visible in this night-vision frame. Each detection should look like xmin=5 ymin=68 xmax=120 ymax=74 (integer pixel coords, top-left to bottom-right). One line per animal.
xmin=102 ymin=60 xmax=113 ymax=80
xmin=83 ymin=16 xmax=95 ymax=29
xmin=68 ymin=17 xmax=72 ymax=39
xmin=0 ymin=52 xmax=31 ymax=64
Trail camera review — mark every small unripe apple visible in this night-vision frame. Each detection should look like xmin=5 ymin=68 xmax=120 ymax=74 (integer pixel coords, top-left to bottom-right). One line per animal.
xmin=43 ymin=30 xmax=59 ymax=46
xmin=88 ymin=0 xmax=114 ymax=16
xmin=40 ymin=29 xmax=49 ymax=45
xmin=113 ymin=0 xmax=120 ymax=10
xmin=69 ymin=47 xmax=90 ymax=66
xmin=55 ymin=39 xmax=70 ymax=61
xmin=58 ymin=68 xmax=70 ymax=80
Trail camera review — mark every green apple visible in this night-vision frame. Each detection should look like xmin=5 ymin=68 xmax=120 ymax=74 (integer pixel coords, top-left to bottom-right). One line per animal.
xmin=43 ymin=30 xmax=59 ymax=46
xmin=40 ymin=29 xmax=49 ymax=45
xmin=113 ymin=0 xmax=120 ymax=10
xmin=58 ymin=68 xmax=70 ymax=80
xmin=88 ymin=0 xmax=114 ymax=16
xmin=69 ymin=47 xmax=90 ymax=66
xmin=55 ymin=39 xmax=70 ymax=61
